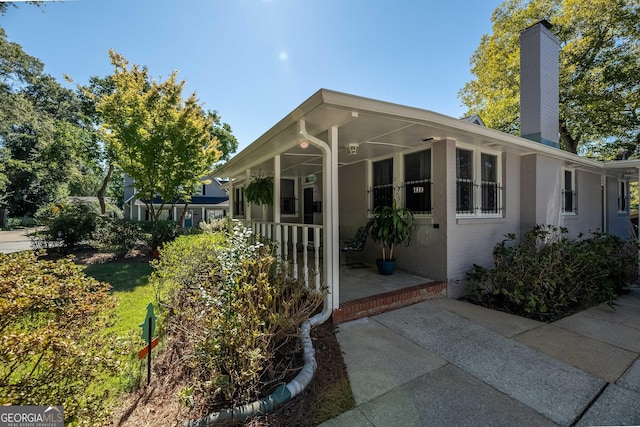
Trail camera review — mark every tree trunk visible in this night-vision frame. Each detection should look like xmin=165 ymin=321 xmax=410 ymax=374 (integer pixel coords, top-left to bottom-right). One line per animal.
xmin=559 ymin=119 xmax=580 ymax=154
xmin=178 ymin=203 xmax=189 ymax=229
xmin=97 ymin=163 xmax=114 ymax=215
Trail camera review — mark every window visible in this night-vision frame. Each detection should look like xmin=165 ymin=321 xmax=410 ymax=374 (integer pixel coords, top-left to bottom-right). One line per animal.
xmin=618 ymin=180 xmax=628 ymax=212
xmin=456 ymin=149 xmax=474 ymax=214
xmin=280 ymin=178 xmax=296 ymax=215
xmin=372 ymin=158 xmax=394 ymax=210
xmin=456 ymin=148 xmax=502 ymax=215
xmin=562 ymin=169 xmax=575 ymax=213
xmin=234 ymin=187 xmax=245 ymax=216
xmin=404 ymin=149 xmax=431 ymax=214
xmin=193 ymin=184 xmax=205 ymax=196
xmin=207 ymin=209 xmax=223 ymax=220
xmin=481 ymin=153 xmax=498 ymax=213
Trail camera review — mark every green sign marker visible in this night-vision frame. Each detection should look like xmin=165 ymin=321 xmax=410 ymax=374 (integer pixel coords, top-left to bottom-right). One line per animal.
xmin=140 ymin=302 xmax=156 ymax=342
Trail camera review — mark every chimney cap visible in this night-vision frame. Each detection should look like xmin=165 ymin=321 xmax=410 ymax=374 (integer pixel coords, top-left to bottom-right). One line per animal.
xmin=526 ymin=19 xmax=553 ymax=31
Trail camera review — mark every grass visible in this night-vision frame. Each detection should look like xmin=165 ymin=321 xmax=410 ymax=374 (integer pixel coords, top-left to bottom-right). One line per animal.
xmin=82 ymin=261 xmax=157 ymax=404
xmin=83 ymin=262 xmax=155 ymax=337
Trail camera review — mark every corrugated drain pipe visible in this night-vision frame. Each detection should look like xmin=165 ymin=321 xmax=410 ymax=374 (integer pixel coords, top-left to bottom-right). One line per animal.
xmin=184 ymin=121 xmax=335 ymax=426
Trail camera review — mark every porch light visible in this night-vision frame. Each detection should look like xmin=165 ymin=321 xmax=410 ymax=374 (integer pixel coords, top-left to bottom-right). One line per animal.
xmin=299 ymin=140 xmax=310 ymax=149
xmin=346 ymin=142 xmax=359 ymax=155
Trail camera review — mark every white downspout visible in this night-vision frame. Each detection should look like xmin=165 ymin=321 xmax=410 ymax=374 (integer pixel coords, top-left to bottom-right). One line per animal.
xmin=298 ymin=119 xmax=335 ymax=326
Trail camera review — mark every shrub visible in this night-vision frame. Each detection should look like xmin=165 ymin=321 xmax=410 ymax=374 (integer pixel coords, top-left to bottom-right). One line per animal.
xmin=5 ymin=216 xmax=37 ymax=229
xmin=0 ymin=251 xmax=119 ymax=425
xmin=140 ymin=220 xmax=182 ymax=249
xmin=151 ymin=232 xmax=228 ymax=303
xmin=36 ymin=203 xmax=99 ymax=248
xmin=466 ymin=225 xmax=638 ymax=321
xmin=92 ymin=218 xmax=145 ymax=256
xmin=198 ymin=217 xmax=232 ymax=234
xmin=151 ymin=223 xmax=324 ymax=408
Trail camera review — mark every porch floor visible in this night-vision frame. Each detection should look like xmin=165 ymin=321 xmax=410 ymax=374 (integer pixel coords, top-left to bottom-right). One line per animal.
xmin=334 ymin=262 xmax=447 ymax=324
xmin=339 ymin=263 xmax=434 ymax=303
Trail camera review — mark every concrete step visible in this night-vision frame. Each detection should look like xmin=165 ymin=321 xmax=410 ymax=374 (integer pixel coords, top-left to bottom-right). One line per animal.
xmin=332 ymin=281 xmax=446 ymax=324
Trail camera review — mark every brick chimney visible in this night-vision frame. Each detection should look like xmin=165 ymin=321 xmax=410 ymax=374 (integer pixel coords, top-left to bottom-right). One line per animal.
xmin=520 ymin=20 xmax=560 ymax=148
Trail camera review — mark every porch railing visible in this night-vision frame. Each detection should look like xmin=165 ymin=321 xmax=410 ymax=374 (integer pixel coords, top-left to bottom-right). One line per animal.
xmin=243 ymin=220 xmax=323 ymax=291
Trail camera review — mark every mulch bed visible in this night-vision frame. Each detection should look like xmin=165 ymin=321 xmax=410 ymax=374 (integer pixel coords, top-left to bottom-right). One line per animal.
xmin=108 ymin=320 xmax=354 ymax=427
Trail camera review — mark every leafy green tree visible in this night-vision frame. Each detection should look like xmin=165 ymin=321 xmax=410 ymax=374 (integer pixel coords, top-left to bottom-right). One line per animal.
xmin=459 ymin=0 xmax=640 ymax=155
xmin=94 ymin=50 xmax=224 ymax=222
xmin=0 ymin=28 xmax=105 ymax=216
xmin=76 ymin=75 xmax=118 ymax=214
xmin=208 ymin=109 xmax=238 ymax=164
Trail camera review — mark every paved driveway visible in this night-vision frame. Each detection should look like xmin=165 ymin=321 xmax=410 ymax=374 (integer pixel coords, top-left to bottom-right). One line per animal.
xmin=0 ymin=228 xmax=36 ymax=254
xmin=324 ymin=289 xmax=640 ymax=426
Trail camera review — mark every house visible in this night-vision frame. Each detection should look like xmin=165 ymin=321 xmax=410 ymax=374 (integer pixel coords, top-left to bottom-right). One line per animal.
xmin=123 ymin=174 xmax=229 ymax=227
xmin=215 ymin=21 xmax=638 ymax=314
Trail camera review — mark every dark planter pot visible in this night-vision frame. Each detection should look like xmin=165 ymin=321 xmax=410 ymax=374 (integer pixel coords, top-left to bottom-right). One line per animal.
xmin=376 ymin=259 xmax=396 ymax=275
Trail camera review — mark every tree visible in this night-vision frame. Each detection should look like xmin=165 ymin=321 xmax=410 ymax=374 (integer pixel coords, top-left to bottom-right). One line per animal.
xmin=95 ymin=50 xmax=222 ymax=222
xmin=0 ymin=27 xmax=104 ymax=216
xmin=208 ymin=109 xmax=238 ymax=164
xmin=77 ymin=75 xmax=117 ymax=214
xmin=459 ymin=0 xmax=640 ymax=155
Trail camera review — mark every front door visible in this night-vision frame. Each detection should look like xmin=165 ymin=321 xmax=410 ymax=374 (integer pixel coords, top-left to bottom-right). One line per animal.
xmin=184 ymin=210 xmax=193 ymax=228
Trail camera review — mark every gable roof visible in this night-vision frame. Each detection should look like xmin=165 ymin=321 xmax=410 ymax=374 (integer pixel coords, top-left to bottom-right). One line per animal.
xmin=460 ymin=114 xmax=485 ymax=127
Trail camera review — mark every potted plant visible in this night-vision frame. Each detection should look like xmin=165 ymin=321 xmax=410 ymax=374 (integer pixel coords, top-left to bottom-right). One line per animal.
xmin=365 ymin=200 xmax=414 ymax=275
xmin=245 ymin=176 xmax=274 ymax=206
xmin=245 ymin=175 xmax=273 ymax=220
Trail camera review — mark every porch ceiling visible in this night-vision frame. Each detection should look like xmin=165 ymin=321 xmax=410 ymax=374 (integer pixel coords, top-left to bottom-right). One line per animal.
xmin=216 ymin=88 xmax=608 ymax=180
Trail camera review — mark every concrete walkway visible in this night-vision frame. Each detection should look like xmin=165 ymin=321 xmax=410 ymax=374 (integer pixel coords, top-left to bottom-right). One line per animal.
xmin=322 ymin=288 xmax=640 ymax=427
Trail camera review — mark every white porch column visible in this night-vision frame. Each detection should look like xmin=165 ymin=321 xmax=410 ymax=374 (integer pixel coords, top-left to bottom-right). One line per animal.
xmin=229 ymin=179 xmax=234 ymax=218
xmin=246 ymin=170 xmax=252 ymax=221
xmin=201 ymin=206 xmax=205 ymax=222
xmin=328 ymin=125 xmax=340 ymax=311
xmin=137 ymin=204 xmax=141 ymax=221
xmin=173 ymin=206 xmax=177 ymax=222
xmin=274 ymin=155 xmax=281 ymax=222
xmin=274 ymin=155 xmax=282 ymax=261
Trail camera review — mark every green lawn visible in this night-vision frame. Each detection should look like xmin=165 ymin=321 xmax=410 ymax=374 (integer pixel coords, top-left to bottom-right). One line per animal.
xmin=82 ymin=261 xmax=157 ymax=401
xmin=83 ymin=262 xmax=155 ymax=337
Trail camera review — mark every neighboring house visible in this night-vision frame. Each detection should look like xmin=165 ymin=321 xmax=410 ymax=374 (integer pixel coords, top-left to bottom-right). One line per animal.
xmin=123 ymin=174 xmax=229 ymax=227
xmin=215 ymin=21 xmax=638 ymax=312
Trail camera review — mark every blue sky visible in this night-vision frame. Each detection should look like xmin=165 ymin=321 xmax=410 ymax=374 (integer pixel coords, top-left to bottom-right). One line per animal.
xmin=2 ymin=0 xmax=501 ymax=151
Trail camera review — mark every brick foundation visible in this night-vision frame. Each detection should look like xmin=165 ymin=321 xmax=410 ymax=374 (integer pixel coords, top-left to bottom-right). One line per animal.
xmin=332 ymin=281 xmax=447 ymax=324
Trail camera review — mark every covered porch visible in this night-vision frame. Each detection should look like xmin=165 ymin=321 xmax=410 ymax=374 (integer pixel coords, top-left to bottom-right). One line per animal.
xmin=241 ymin=218 xmax=446 ymax=321
xmin=214 ymin=89 xmax=468 ymax=316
